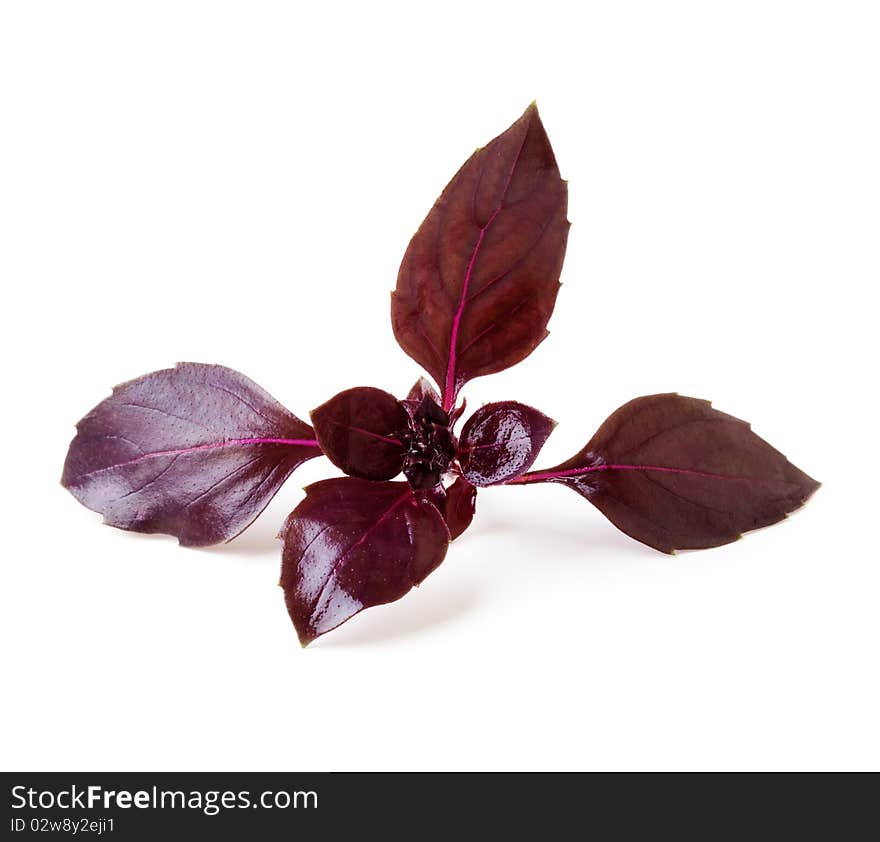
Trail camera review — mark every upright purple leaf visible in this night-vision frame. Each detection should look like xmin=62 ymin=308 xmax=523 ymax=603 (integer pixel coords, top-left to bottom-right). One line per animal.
xmin=459 ymin=401 xmax=555 ymax=486
xmin=310 ymin=387 xmax=408 ymax=481
xmin=508 ymin=394 xmax=819 ymax=553
xmin=280 ymin=478 xmax=450 ymax=645
xmin=62 ymin=363 xmax=321 ymax=547
xmin=392 ymin=103 xmax=570 ymax=411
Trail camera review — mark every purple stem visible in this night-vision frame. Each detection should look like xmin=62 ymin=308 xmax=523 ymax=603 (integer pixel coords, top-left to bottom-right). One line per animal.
xmin=506 ymin=464 xmax=758 ymax=484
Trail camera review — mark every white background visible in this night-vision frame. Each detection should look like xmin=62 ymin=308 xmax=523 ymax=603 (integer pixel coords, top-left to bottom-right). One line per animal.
xmin=1 ymin=1 xmax=877 ymax=771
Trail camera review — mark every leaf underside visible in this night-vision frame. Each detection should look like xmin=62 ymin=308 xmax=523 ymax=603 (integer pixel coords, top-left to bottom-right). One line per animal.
xmin=280 ymin=478 xmax=450 ymax=645
xmin=62 ymin=363 xmax=321 ymax=547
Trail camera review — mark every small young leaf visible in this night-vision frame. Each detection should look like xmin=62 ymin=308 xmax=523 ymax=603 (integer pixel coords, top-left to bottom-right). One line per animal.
xmin=441 ymin=476 xmax=478 ymax=540
xmin=280 ymin=478 xmax=450 ymax=645
xmin=61 ymin=363 xmax=322 ymax=546
xmin=406 ymin=376 xmax=441 ymax=406
xmin=392 ymin=103 xmax=570 ymax=411
xmin=508 ymin=394 xmax=819 ymax=553
xmin=459 ymin=401 xmax=555 ymax=486
xmin=310 ymin=387 xmax=408 ymax=481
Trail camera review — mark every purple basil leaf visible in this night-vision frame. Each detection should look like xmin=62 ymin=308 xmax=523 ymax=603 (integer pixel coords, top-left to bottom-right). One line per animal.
xmin=412 ymin=394 xmax=449 ymax=428
xmin=509 ymin=394 xmax=820 ymax=554
xmin=400 ymin=391 xmax=456 ymax=490
xmin=392 ymin=103 xmax=570 ymax=411
xmin=280 ymin=478 xmax=450 ymax=645
xmin=442 ymin=477 xmax=478 ymax=540
xmin=448 ymin=397 xmax=468 ymax=427
xmin=61 ymin=363 xmax=322 ymax=547
xmin=310 ymin=387 xmax=408 ymax=481
xmin=406 ymin=376 xmax=441 ymax=406
xmin=459 ymin=401 xmax=556 ymax=487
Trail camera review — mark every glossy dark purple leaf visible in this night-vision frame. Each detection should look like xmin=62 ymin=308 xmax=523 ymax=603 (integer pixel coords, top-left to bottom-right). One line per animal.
xmin=441 ymin=477 xmax=477 ymax=540
xmin=403 ymin=376 xmax=445 ymax=428
xmin=280 ymin=478 xmax=450 ymax=645
xmin=392 ymin=103 xmax=570 ymax=411
xmin=508 ymin=394 xmax=820 ymax=553
xmin=406 ymin=393 xmax=449 ymax=428
xmin=61 ymin=363 xmax=322 ymax=546
xmin=310 ymin=387 xmax=408 ymax=481
xmin=459 ymin=401 xmax=555 ymax=487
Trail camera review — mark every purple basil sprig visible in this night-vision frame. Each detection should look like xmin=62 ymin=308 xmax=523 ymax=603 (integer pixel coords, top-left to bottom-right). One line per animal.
xmin=62 ymin=104 xmax=819 ymax=645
